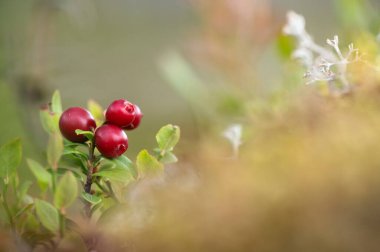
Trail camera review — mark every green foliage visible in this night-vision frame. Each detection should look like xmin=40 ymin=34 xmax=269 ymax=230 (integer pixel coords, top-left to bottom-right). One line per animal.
xmin=35 ymin=199 xmax=59 ymax=233
xmin=82 ymin=192 xmax=102 ymax=205
xmin=159 ymin=151 xmax=178 ymax=164
xmin=137 ymin=149 xmax=163 ymax=178
xmin=0 ymin=138 xmax=22 ymax=178
xmin=160 ymin=52 xmax=208 ymax=106
xmin=27 ymin=159 xmax=51 ymax=192
xmin=156 ymin=124 xmax=180 ymax=152
xmin=75 ymin=129 xmax=94 ymax=141
xmin=51 ymin=90 xmax=63 ymax=114
xmin=95 ymin=158 xmax=135 ymax=183
xmin=0 ymin=91 xmax=181 ymax=250
xmin=39 ymin=109 xmax=60 ymax=134
xmin=47 ymin=133 xmax=64 ymax=170
xmin=87 ymin=99 xmax=104 ymax=126
xmin=54 ymin=172 xmax=78 ymax=209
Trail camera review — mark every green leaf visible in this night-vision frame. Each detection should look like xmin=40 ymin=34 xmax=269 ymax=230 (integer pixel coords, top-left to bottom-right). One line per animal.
xmin=95 ymin=156 xmax=136 ymax=183
xmin=39 ymin=108 xmax=60 ymax=134
xmin=63 ymin=147 xmax=88 ymax=160
xmin=94 ymin=167 xmax=134 ymax=183
xmin=87 ymin=99 xmax=104 ymax=125
xmin=156 ymin=124 xmax=180 ymax=152
xmin=82 ymin=192 xmax=102 ymax=205
xmin=54 ymin=172 xmax=78 ymax=209
xmin=160 ymin=151 xmax=178 ymax=164
xmin=159 ymin=52 xmax=208 ymax=106
xmin=51 ymin=90 xmax=63 ymax=115
xmin=0 ymin=138 xmax=22 ymax=178
xmin=35 ymin=199 xmax=59 ymax=233
xmin=17 ymin=180 xmax=33 ymax=205
xmin=74 ymin=130 xmax=94 ymax=141
xmin=136 ymin=149 xmax=163 ymax=178
xmin=47 ymin=133 xmax=64 ymax=170
xmin=59 ymin=153 xmax=87 ymax=175
xmin=112 ymin=155 xmax=137 ymax=178
xmin=27 ymin=159 xmax=51 ymax=192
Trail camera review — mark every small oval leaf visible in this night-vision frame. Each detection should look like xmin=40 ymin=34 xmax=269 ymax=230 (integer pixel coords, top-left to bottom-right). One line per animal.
xmin=27 ymin=159 xmax=52 ymax=192
xmin=47 ymin=133 xmax=64 ymax=170
xmin=54 ymin=172 xmax=78 ymax=209
xmin=136 ymin=150 xmax=163 ymax=178
xmin=156 ymin=124 xmax=180 ymax=152
xmin=35 ymin=199 xmax=59 ymax=233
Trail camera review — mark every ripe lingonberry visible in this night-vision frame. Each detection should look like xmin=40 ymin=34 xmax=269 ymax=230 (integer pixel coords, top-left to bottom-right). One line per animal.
xmin=125 ymin=104 xmax=143 ymax=130
xmin=94 ymin=124 xmax=128 ymax=158
xmin=105 ymin=99 xmax=136 ymax=128
xmin=59 ymin=107 xmax=96 ymax=143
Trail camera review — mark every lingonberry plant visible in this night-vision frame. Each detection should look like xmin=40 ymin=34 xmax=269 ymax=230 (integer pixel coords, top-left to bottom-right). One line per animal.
xmin=0 ymin=91 xmax=180 ymax=250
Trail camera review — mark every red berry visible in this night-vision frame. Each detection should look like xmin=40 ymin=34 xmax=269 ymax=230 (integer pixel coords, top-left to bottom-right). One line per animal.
xmin=59 ymin=107 xmax=96 ymax=143
xmin=125 ymin=104 xmax=143 ymax=130
xmin=94 ymin=124 xmax=128 ymax=158
xmin=105 ymin=99 xmax=136 ymax=128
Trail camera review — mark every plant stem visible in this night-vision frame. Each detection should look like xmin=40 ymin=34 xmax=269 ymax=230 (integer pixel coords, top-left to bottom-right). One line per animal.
xmin=59 ymin=211 xmax=65 ymax=238
xmin=51 ymin=170 xmax=57 ymax=194
xmin=84 ymin=140 xmax=96 ymax=218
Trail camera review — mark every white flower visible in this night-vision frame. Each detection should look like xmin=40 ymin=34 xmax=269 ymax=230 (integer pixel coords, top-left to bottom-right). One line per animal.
xmin=223 ymin=124 xmax=242 ymax=158
xmin=283 ymin=10 xmax=360 ymax=95
xmin=283 ymin=11 xmax=306 ymax=37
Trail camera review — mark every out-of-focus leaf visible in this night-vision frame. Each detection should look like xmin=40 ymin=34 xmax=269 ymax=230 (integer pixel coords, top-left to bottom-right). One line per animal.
xmin=15 ymin=203 xmax=34 ymax=218
xmin=47 ymin=133 xmax=64 ymax=170
xmin=136 ymin=149 xmax=163 ymax=178
xmin=334 ymin=0 xmax=369 ymax=29
xmin=54 ymin=172 xmax=78 ymax=209
xmin=87 ymin=99 xmax=104 ymax=125
xmin=156 ymin=124 xmax=180 ymax=152
xmin=51 ymin=90 xmax=63 ymax=115
xmin=160 ymin=151 xmax=178 ymax=164
xmin=159 ymin=52 xmax=208 ymax=106
xmin=112 ymin=155 xmax=136 ymax=178
xmin=35 ymin=199 xmax=59 ymax=233
xmin=27 ymin=159 xmax=51 ymax=192
xmin=0 ymin=138 xmax=22 ymax=178
xmin=17 ymin=180 xmax=33 ymax=205
xmin=39 ymin=108 xmax=60 ymax=134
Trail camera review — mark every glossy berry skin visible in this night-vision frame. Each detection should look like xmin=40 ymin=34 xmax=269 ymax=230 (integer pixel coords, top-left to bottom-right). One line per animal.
xmin=105 ymin=99 xmax=136 ymax=128
xmin=125 ymin=104 xmax=143 ymax=130
xmin=59 ymin=107 xmax=96 ymax=143
xmin=95 ymin=124 xmax=128 ymax=158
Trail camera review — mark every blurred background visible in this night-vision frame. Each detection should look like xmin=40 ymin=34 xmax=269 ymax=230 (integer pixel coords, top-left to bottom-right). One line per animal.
xmin=1 ymin=0 xmax=377 ymax=155
xmin=2 ymin=1 xmax=380 ymax=251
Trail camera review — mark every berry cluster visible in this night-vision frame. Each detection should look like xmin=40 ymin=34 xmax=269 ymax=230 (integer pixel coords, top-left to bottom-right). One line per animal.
xmin=59 ymin=99 xmax=143 ymax=158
